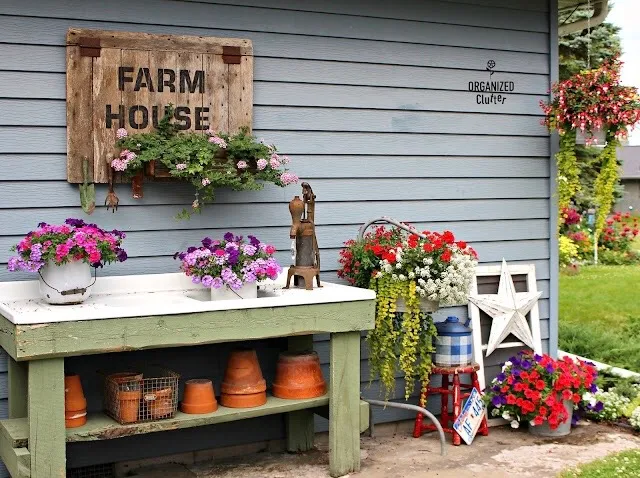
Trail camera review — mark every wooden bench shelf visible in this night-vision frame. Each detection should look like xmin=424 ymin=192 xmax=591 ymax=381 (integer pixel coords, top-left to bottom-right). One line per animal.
xmin=0 ymin=395 xmax=369 ymax=446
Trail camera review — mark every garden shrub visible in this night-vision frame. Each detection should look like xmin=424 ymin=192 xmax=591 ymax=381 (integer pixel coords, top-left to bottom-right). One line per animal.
xmin=559 ymin=235 xmax=579 ymax=266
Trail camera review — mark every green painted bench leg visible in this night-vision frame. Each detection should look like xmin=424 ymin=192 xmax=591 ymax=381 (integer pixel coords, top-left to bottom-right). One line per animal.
xmin=329 ymin=331 xmax=360 ymax=477
xmin=8 ymin=357 xmax=28 ymax=418
xmin=285 ymin=335 xmax=315 ymax=452
xmin=28 ymin=358 xmax=65 ymax=477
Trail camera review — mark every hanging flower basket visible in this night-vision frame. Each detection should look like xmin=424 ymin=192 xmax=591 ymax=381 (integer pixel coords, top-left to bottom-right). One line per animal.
xmin=575 ymin=128 xmax=606 ymax=146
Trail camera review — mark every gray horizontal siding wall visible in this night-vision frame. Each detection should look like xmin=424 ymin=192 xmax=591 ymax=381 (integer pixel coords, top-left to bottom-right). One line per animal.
xmin=0 ymin=0 xmax=554 ymax=471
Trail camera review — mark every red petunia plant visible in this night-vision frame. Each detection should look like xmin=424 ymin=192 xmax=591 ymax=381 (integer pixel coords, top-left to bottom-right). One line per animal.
xmin=484 ymin=351 xmax=599 ymax=430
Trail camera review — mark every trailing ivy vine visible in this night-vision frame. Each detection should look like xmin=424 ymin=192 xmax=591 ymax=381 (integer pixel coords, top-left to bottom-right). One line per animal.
xmin=593 ymin=136 xmax=621 ymax=236
xmin=367 ymin=276 xmax=437 ymax=403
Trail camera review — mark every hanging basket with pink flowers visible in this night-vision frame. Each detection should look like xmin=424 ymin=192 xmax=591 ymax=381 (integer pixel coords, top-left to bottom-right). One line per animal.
xmin=540 ymin=56 xmax=640 ymax=235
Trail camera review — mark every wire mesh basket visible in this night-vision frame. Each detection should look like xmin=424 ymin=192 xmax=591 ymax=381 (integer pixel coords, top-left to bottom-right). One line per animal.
xmin=103 ymin=366 xmax=180 ymax=425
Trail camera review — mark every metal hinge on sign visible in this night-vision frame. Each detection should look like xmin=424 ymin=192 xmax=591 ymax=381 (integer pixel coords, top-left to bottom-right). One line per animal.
xmin=222 ymin=46 xmax=241 ymax=64
xmin=79 ymin=37 xmax=101 ymax=57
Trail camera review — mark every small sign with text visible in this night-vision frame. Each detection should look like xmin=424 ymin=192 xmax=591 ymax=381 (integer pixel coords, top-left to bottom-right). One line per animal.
xmin=468 ymin=61 xmax=515 ymax=105
xmin=453 ymin=387 xmax=486 ymax=445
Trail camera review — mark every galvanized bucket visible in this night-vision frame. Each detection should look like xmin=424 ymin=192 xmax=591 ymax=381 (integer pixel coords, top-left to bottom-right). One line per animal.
xmin=528 ymin=399 xmax=574 ymax=437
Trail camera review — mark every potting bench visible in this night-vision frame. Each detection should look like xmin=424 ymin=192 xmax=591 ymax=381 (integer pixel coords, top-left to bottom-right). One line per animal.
xmin=0 ymin=273 xmax=375 ymax=478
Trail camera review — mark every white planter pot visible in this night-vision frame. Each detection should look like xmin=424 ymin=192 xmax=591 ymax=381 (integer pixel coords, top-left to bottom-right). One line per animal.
xmin=575 ymin=128 xmax=606 ymax=146
xmin=38 ymin=261 xmax=93 ymax=305
xmin=210 ymin=282 xmax=258 ymax=301
xmin=395 ymin=297 xmax=439 ymax=313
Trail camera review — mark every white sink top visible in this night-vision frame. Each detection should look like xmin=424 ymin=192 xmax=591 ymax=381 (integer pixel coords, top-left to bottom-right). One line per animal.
xmin=0 ymin=272 xmax=375 ymax=325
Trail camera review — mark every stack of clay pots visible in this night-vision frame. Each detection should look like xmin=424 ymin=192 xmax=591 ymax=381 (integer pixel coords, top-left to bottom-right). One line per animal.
xmin=220 ymin=349 xmax=268 ymax=408
xmin=64 ymin=374 xmax=87 ymax=428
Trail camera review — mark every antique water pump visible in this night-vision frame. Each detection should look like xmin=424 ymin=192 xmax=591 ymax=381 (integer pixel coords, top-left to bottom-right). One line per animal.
xmin=284 ymin=182 xmax=321 ymax=290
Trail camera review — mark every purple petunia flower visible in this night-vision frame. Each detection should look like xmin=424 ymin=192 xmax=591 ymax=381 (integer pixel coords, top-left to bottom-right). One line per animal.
xmin=521 ymin=360 xmax=532 ymax=370
xmin=228 ymin=249 xmax=240 ymax=266
xmin=492 ymin=385 xmax=501 ymax=393
xmin=594 ymin=402 xmax=604 ymax=412
xmin=491 ymin=396 xmax=502 ymax=407
xmin=534 ymin=354 xmax=543 ymax=363
xmin=116 ymin=249 xmax=128 ymax=262
xmin=65 ymin=218 xmax=86 ymax=227
xmin=202 ymin=237 xmax=212 ymax=248
xmin=589 ymin=383 xmax=598 ymax=393
xmin=513 ymin=369 xmax=521 ymax=377
xmin=224 ymin=232 xmax=234 ymax=242
xmin=497 ymin=373 xmax=506 ymax=382
xmin=248 ymin=235 xmax=260 ymax=247
xmin=546 ymin=364 xmax=555 ymax=374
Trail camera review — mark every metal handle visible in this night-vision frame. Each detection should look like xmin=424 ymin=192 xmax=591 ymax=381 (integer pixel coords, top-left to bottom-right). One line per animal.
xmin=357 ymin=216 xmax=426 ymax=241
xmin=38 ymin=266 xmax=97 ymax=296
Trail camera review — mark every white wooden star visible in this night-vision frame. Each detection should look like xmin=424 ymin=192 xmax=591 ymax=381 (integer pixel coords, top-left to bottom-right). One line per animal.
xmin=468 ymin=259 xmax=542 ymax=357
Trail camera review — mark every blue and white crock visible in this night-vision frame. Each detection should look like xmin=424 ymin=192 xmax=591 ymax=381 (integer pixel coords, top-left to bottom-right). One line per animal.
xmin=433 ymin=316 xmax=473 ymax=367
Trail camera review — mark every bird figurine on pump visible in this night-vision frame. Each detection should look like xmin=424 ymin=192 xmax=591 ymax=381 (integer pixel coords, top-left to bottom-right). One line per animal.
xmin=284 ymin=182 xmax=321 ymax=290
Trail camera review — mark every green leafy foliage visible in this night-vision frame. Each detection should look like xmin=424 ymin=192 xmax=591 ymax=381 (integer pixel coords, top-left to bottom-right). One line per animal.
xmin=115 ymin=106 xmax=297 ymax=219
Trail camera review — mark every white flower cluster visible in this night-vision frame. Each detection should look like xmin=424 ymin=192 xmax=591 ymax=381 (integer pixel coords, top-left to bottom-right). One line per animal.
xmin=630 ymin=406 xmax=640 ymax=430
xmin=589 ymin=390 xmax=630 ymax=421
xmin=377 ymin=244 xmax=477 ymax=306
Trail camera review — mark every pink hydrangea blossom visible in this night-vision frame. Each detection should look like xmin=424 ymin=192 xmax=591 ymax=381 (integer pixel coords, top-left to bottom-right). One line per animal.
xmin=209 ymin=136 xmax=227 ymax=149
xmin=269 ymin=153 xmax=281 ymax=169
xmin=111 ymin=158 xmax=128 ymax=171
xmin=256 ymin=158 xmax=267 ymax=170
xmin=280 ymin=172 xmax=299 ymax=185
xmin=237 ymin=160 xmax=248 ymax=169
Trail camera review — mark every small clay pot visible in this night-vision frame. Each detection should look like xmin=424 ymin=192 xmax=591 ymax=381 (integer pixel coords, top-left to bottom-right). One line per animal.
xmin=181 ymin=379 xmax=218 ymax=414
xmin=220 ymin=349 xmax=267 ymax=408
xmin=65 ymin=409 xmax=87 ymax=428
xmin=64 ymin=374 xmax=87 ymax=412
xmin=146 ymin=387 xmax=174 ymax=419
xmin=272 ymin=351 xmax=327 ymax=400
xmin=117 ymin=389 xmax=142 ymax=423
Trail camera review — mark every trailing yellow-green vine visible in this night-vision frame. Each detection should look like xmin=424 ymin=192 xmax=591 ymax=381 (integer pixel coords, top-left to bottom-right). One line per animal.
xmin=593 ymin=137 xmax=620 ymax=236
xmin=556 ymin=131 xmax=581 ymax=229
xmin=367 ymin=276 xmax=437 ymax=402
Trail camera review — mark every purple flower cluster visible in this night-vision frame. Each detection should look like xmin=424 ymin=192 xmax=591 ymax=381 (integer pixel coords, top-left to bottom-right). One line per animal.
xmin=175 ymin=233 xmax=281 ymax=290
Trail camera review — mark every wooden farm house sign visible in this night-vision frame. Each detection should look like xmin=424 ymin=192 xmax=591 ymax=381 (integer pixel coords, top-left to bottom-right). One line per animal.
xmin=66 ymin=28 xmax=253 ymax=183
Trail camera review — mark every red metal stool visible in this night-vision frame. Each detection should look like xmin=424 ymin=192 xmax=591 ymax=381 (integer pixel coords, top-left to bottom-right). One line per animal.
xmin=413 ymin=363 xmax=488 ymax=445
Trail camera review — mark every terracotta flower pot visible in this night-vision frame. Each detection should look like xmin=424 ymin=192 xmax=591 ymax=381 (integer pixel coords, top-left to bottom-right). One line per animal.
xmin=65 ymin=409 xmax=87 ymax=428
xmin=220 ymin=349 xmax=267 ymax=408
xmin=272 ymin=351 xmax=327 ymax=399
xmin=64 ymin=374 xmax=87 ymax=412
xmin=117 ymin=389 xmax=142 ymax=423
xmin=108 ymin=372 xmax=143 ymax=385
xmin=146 ymin=387 xmax=174 ymax=419
xmin=181 ymin=379 xmax=218 ymax=414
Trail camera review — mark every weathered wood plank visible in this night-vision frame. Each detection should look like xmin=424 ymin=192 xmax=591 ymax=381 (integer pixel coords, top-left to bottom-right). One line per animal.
xmin=176 ymin=51 xmax=204 ymax=133
xmin=8 ymin=358 xmax=27 ymax=418
xmin=0 ymin=427 xmax=29 ymax=478
xmin=329 ymin=331 xmax=361 ymax=476
xmin=0 ymin=394 xmax=329 ymax=444
xmin=67 ymin=28 xmax=252 ymax=55
xmin=203 ymin=54 xmax=228 ymax=132
xmin=10 ymin=301 xmax=374 ymax=360
xmin=66 ymin=44 xmax=94 ymax=183
xmin=228 ymin=54 xmax=253 ymax=133
xmin=0 ymin=318 xmax=17 ymax=362
xmin=28 ymin=357 xmax=65 ymax=477
xmin=313 ymin=400 xmax=370 ymax=433
xmin=92 ymin=47 xmax=122 ymax=184
xmin=285 ymin=335 xmax=315 ymax=452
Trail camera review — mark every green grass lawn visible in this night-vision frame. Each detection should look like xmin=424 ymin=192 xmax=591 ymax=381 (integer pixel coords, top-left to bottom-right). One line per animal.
xmin=558 ymin=449 xmax=640 ymax=477
xmin=559 ymin=265 xmax=640 ymax=372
